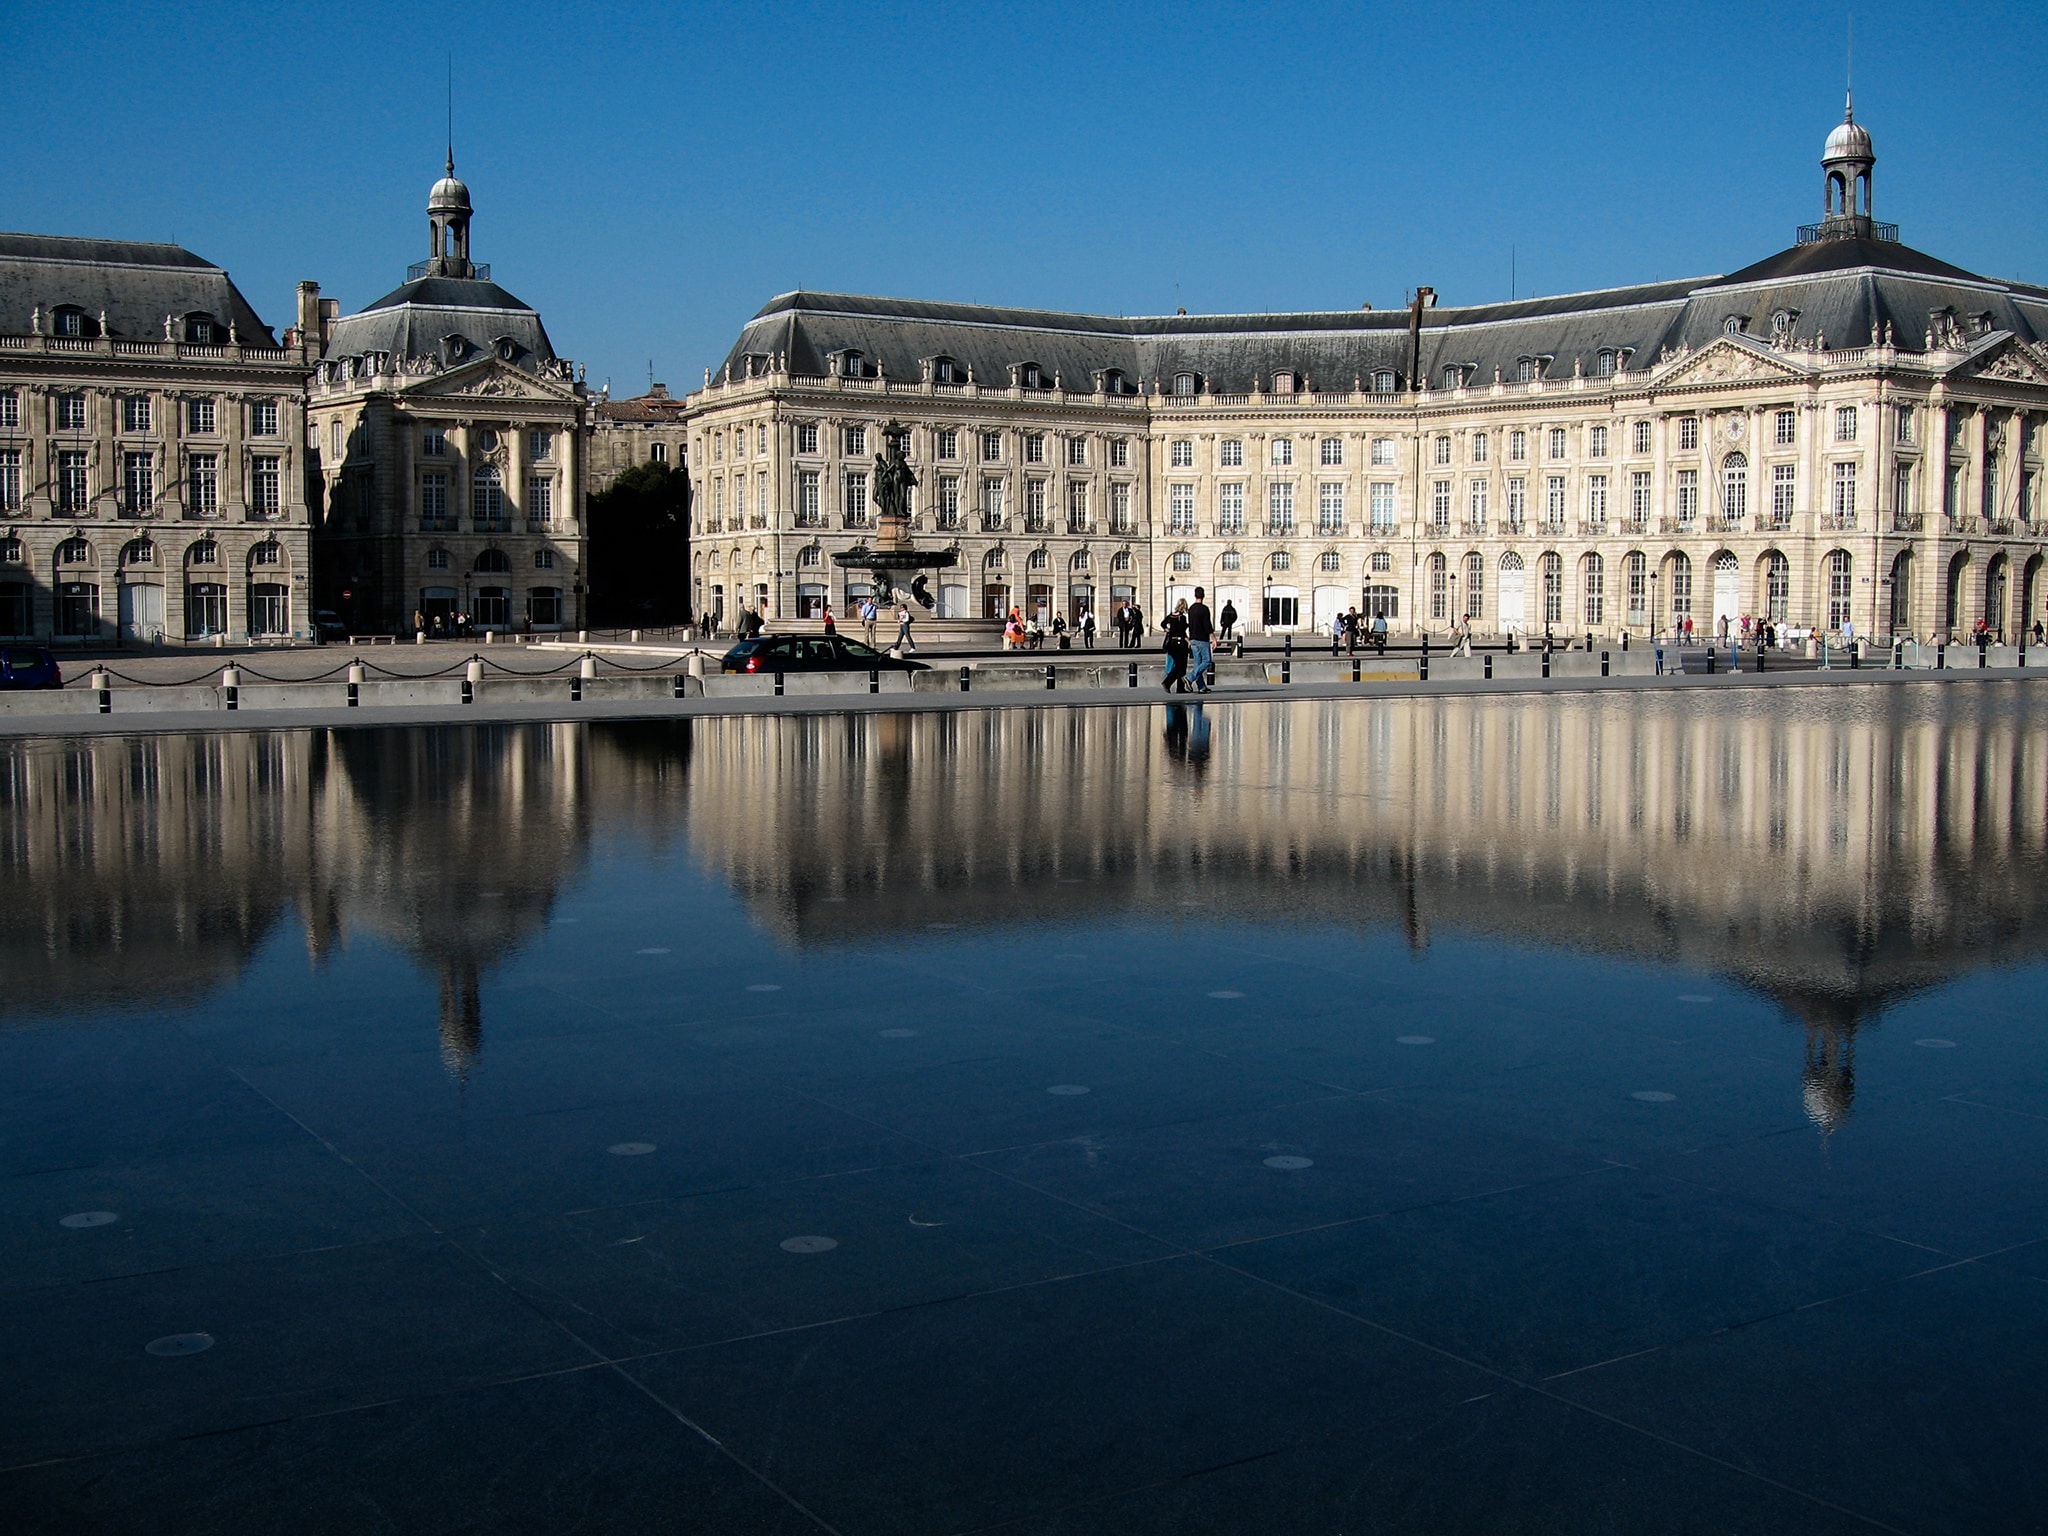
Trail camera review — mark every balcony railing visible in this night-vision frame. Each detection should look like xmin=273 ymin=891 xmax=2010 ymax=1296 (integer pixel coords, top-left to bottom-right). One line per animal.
xmin=1949 ymin=516 xmax=1980 ymax=535
xmin=474 ymin=517 xmax=511 ymax=534
xmin=1819 ymin=512 xmax=1858 ymax=532
xmin=1892 ymin=513 xmax=1924 ymax=533
xmin=1990 ymin=518 xmax=2020 ymax=536
xmin=1267 ymin=520 xmax=1297 ymax=537
xmin=1706 ymin=514 xmax=1743 ymax=533
xmin=1578 ymin=520 xmax=1607 ymax=537
xmin=980 ymin=514 xmax=1005 ymax=532
xmin=794 ymin=512 xmax=825 ymax=529
xmin=407 ymin=261 xmax=491 ymax=281
xmin=1316 ymin=519 xmax=1346 ymax=536
xmin=1066 ymin=519 xmax=1091 ymax=535
xmin=1660 ymin=518 xmax=1697 ymax=535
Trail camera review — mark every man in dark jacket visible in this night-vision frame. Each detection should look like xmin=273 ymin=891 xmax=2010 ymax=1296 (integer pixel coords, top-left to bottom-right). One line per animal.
xmin=1187 ymin=587 xmax=1216 ymax=692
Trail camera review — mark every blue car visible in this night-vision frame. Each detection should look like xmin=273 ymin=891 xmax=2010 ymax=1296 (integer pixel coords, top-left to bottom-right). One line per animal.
xmin=0 ymin=646 xmax=62 ymax=691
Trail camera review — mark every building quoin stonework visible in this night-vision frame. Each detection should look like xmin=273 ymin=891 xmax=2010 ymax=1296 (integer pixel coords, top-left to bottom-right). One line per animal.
xmin=306 ymin=160 xmax=590 ymax=636
xmin=680 ymin=105 xmax=2048 ymax=641
xmin=0 ymin=235 xmax=314 ymax=644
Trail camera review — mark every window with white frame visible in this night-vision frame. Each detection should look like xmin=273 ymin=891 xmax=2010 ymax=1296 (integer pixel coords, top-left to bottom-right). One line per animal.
xmin=1586 ymin=474 xmax=1607 ymax=526
xmin=1589 ymin=424 xmax=1608 ymax=457
xmin=1468 ymin=479 xmax=1488 ymax=526
xmin=0 ymin=449 xmax=19 ymax=512
xmin=1509 ymin=429 xmax=1527 ymax=461
xmin=1320 ymin=437 xmax=1342 ymax=466
xmin=936 ymin=428 xmax=958 ymax=460
xmin=1630 ymin=470 xmax=1651 ymax=523
xmin=649 ymin=441 xmax=667 ymax=464
xmin=1632 ymin=420 xmax=1651 ymax=455
xmin=981 ymin=430 xmax=1002 ymax=461
xmin=796 ymin=469 xmax=822 ymax=524
xmin=1268 ymin=481 xmax=1295 ymax=531
xmin=250 ymin=400 xmax=279 ymax=436
xmin=58 ymin=450 xmax=88 ymax=510
xmin=186 ymin=398 xmax=215 ymax=434
xmin=1370 ymin=437 xmax=1396 ymax=467
xmin=1772 ymin=463 xmax=1796 ymax=522
xmin=1471 ymin=432 xmax=1488 ymax=464
xmin=797 ymin=422 xmax=820 ymax=454
xmin=1626 ymin=551 xmax=1647 ymax=625
xmin=420 ymin=470 xmax=446 ymax=525
xmin=1219 ymin=439 xmax=1243 ymax=467
xmin=1545 ymin=475 xmax=1566 ymax=525
xmin=1548 ymin=427 xmax=1567 ymax=460
xmin=1677 ymin=417 xmax=1699 ymax=451
xmin=0 ymin=390 xmax=15 ymax=430
xmin=1676 ymin=467 xmax=1699 ymax=522
xmin=1370 ymin=550 xmax=1393 ymax=572
xmin=1369 ymin=483 xmax=1396 ymax=532
xmin=1066 ymin=478 xmax=1089 ymax=527
xmin=1831 ymin=462 xmax=1857 ymax=519
xmin=842 ymin=424 xmax=867 ymax=456
xmin=1109 ymin=481 xmax=1131 ymax=529
xmin=1066 ymin=436 xmax=1087 ymax=466
xmin=1597 ymin=350 xmax=1616 ymax=377
xmin=58 ymin=393 xmax=87 ymax=432
xmin=420 ymin=426 xmax=444 ymax=457
xmin=123 ymin=396 xmax=152 ymax=434
xmin=1583 ymin=552 xmax=1604 ymax=624
xmin=1429 ymin=552 xmax=1448 ymax=618
xmin=1895 ymin=408 xmax=1914 ymax=445
xmin=1271 ymin=438 xmax=1294 ymax=467
xmin=1024 ymin=433 xmax=1046 ymax=464
xmin=1834 ymin=406 xmax=1858 ymax=442
xmin=527 ymin=475 xmax=553 ymax=523
xmin=1434 ymin=436 xmax=1451 ymax=466
xmin=844 ymin=469 xmax=869 ymax=522
xmin=980 ymin=477 xmax=1005 ymax=526
xmin=1506 ymin=476 xmax=1525 ymax=526
xmin=1320 ymin=550 xmax=1342 ymax=572
xmin=1271 ymin=551 xmax=1291 ymax=571
xmin=1025 ymin=477 xmax=1048 ymax=528
xmin=427 ymin=547 xmax=450 ymax=570
xmin=1218 ymin=483 xmax=1245 ymax=534
xmin=251 ymin=456 xmax=280 ymax=514
xmin=1541 ymin=551 xmax=1563 ymax=624
xmin=1722 ymin=454 xmax=1748 ymax=519
xmin=1373 ymin=370 xmax=1396 ymax=393
xmin=937 ymin=475 xmax=961 ymax=528
xmin=1110 ymin=438 xmax=1129 ymax=467
xmin=1775 ymin=410 xmax=1797 ymax=446
xmin=1431 ymin=479 xmax=1451 ymax=530
xmin=1828 ymin=550 xmax=1853 ymax=628
xmin=1318 ymin=481 xmax=1344 ymax=532
xmin=1171 ymin=549 xmax=1193 ymax=571
xmin=122 ymin=451 xmax=154 ymax=512
xmin=528 ymin=428 xmax=553 ymax=459
xmin=1171 ymin=439 xmax=1193 ymax=468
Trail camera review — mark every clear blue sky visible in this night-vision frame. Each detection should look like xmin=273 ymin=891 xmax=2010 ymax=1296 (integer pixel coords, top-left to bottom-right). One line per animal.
xmin=5 ymin=1 xmax=2043 ymax=395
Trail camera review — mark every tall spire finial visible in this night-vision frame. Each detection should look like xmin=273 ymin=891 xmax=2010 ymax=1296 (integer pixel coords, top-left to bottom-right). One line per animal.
xmin=446 ymin=54 xmax=454 ymax=175
xmin=1845 ymin=12 xmax=1853 ymax=118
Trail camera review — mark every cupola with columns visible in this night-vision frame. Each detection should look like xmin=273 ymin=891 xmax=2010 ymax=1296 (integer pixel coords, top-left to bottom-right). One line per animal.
xmin=425 ymin=154 xmax=475 ymax=278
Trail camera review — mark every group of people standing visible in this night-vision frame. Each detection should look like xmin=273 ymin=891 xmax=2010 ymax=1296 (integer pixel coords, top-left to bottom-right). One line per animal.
xmin=1002 ymin=608 xmax=1096 ymax=650
xmin=1325 ymin=607 xmax=1392 ymax=656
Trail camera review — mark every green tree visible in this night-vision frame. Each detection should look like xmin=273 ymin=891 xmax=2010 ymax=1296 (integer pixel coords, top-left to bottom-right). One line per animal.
xmin=587 ymin=462 xmax=690 ymax=626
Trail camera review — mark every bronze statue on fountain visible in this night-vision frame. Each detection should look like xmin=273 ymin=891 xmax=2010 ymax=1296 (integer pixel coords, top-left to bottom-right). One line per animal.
xmin=832 ymin=420 xmax=959 ymax=609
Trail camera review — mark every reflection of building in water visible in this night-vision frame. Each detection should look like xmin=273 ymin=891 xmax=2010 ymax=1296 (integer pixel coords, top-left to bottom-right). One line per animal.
xmin=0 ymin=723 xmax=692 ymax=1070
xmin=680 ymin=688 xmax=2048 ymax=1130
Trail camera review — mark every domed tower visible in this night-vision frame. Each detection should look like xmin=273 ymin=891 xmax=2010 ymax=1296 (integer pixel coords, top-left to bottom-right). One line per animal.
xmin=425 ymin=154 xmax=475 ymax=278
xmin=1820 ymin=95 xmax=1875 ymax=237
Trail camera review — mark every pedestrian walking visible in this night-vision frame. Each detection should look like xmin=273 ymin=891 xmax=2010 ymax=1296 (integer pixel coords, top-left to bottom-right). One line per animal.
xmin=1455 ymin=613 xmax=1473 ymax=658
xmin=822 ymin=602 xmax=837 ymax=636
xmin=1162 ymin=600 xmax=1192 ymax=693
xmin=1345 ymin=607 xmax=1360 ymax=656
xmin=1219 ymin=599 xmax=1238 ymax=643
xmin=1329 ymin=608 xmax=1346 ymax=654
xmin=894 ymin=602 xmax=915 ymax=651
xmin=1372 ymin=610 xmax=1388 ymax=654
xmin=1080 ymin=607 xmax=1097 ymax=649
xmin=859 ymin=597 xmax=878 ymax=647
xmin=1187 ymin=586 xmax=1215 ymax=693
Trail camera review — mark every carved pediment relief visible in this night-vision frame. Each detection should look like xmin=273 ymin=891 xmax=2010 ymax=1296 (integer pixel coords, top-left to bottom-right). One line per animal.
xmin=401 ymin=357 xmax=576 ymax=404
xmin=1658 ymin=338 xmax=1808 ymax=389
xmin=1959 ymin=341 xmax=2048 ymax=387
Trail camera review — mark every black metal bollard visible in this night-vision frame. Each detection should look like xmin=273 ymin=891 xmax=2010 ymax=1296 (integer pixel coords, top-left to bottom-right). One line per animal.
xmin=567 ymin=675 xmax=579 ymax=702
xmin=1757 ymin=645 xmax=1766 ymax=673
xmin=1351 ymin=657 xmax=1360 ymax=683
xmin=1127 ymin=661 xmax=1137 ymax=688
xmin=1850 ymin=643 xmax=1860 ymax=670
xmin=1600 ymin=650 xmax=1610 ymax=677
xmin=959 ymin=665 xmax=971 ymax=693
xmin=869 ymin=668 xmax=880 ymax=695
xmin=673 ymin=673 xmax=685 ymax=699
xmin=1484 ymin=653 xmax=1493 ymax=679
xmin=1284 ymin=633 xmax=1292 ymax=660
xmin=1541 ymin=649 xmax=1551 ymax=678
xmin=1044 ymin=664 xmax=1055 ymax=690
xmin=1281 ymin=654 xmax=1291 ymax=684
xmin=1937 ymin=643 xmax=1946 ymax=670
xmin=774 ymin=669 xmax=785 ymax=696
xmin=1706 ymin=648 xmax=1716 ymax=675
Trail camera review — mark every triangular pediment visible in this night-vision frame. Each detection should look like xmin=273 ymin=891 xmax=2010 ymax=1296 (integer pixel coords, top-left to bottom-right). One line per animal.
xmin=1656 ymin=336 xmax=1810 ymax=389
xmin=399 ymin=355 xmax=579 ymax=403
xmin=1953 ymin=336 xmax=2048 ymax=387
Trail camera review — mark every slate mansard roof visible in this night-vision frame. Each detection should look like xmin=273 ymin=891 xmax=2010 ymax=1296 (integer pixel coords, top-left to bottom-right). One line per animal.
xmin=0 ymin=231 xmax=278 ymax=343
xmin=716 ymin=236 xmax=2048 ymax=396
xmin=323 ymin=273 xmax=558 ymax=372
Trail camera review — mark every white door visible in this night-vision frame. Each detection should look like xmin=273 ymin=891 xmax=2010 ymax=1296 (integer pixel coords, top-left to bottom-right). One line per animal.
xmin=938 ymin=584 xmax=967 ymax=619
xmin=1498 ymin=563 xmax=1526 ymax=632
xmin=1712 ymin=554 xmax=1740 ymax=634
xmin=1313 ymin=585 xmax=1347 ymax=633
xmin=1165 ymin=584 xmax=1194 ymax=613
xmin=118 ymin=583 xmax=164 ymax=643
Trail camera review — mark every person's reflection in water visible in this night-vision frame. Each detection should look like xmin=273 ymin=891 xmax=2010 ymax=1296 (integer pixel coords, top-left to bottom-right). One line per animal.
xmin=1162 ymin=703 xmax=1210 ymax=779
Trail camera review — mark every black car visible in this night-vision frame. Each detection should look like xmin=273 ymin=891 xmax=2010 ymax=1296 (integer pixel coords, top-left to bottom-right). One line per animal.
xmin=0 ymin=646 xmax=63 ymax=691
xmin=720 ymin=635 xmax=929 ymax=674
xmin=312 ymin=610 xmax=348 ymax=642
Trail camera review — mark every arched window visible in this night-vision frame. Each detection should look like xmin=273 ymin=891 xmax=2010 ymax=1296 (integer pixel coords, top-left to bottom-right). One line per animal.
xmin=427 ymin=547 xmax=450 ymax=570
xmin=1270 ymin=551 xmax=1291 ymax=571
xmin=183 ymin=313 xmax=218 ymax=344
xmin=1722 ymin=453 xmax=1748 ymax=520
xmin=52 ymin=306 xmax=92 ymax=338
xmin=1070 ymin=550 xmax=1090 ymax=570
xmin=1668 ymin=551 xmax=1693 ymax=623
xmin=186 ymin=540 xmax=219 ymax=566
xmin=1111 ymin=550 xmax=1132 ymax=572
xmin=1625 ymin=551 xmax=1647 ymax=626
xmin=1027 ymin=548 xmax=1049 ymax=571
xmin=1596 ymin=349 xmax=1616 ymax=376
xmin=1171 ymin=550 xmax=1193 ymax=572
xmin=474 ymin=547 xmax=511 ymax=574
xmin=1828 ymin=550 xmax=1853 ymax=630
xmin=123 ymin=538 xmax=156 ymax=566
xmin=799 ymin=544 xmax=823 ymax=567
xmin=1319 ymin=550 xmax=1342 ymax=572
xmin=1220 ymin=550 xmax=1242 ymax=571
xmin=250 ymin=540 xmax=281 ymax=567
xmin=1372 ymin=370 xmax=1396 ymax=393
xmin=1516 ymin=358 xmax=1538 ymax=383
xmin=984 ymin=549 xmax=1005 ymax=569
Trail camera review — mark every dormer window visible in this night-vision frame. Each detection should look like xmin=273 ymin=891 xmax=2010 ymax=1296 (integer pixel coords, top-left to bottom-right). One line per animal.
xmin=1272 ymin=371 xmax=1296 ymax=394
xmin=1516 ymin=358 xmax=1539 ymax=383
xmin=52 ymin=306 xmax=90 ymax=338
xmin=441 ymin=334 xmax=467 ymax=364
xmin=1973 ymin=312 xmax=1996 ymax=338
xmin=1770 ymin=308 xmax=1798 ymax=341
xmin=1372 ymin=370 xmax=1396 ymax=393
xmin=1441 ymin=365 xmax=1465 ymax=390
xmin=1595 ymin=349 xmax=1616 ymax=377
xmin=1724 ymin=316 xmax=1747 ymax=336
xmin=1173 ymin=372 xmax=1198 ymax=396
xmin=930 ymin=356 xmax=962 ymax=384
xmin=184 ymin=314 xmax=218 ymax=344
xmin=1100 ymin=368 xmax=1128 ymax=395
xmin=1018 ymin=362 xmax=1044 ymax=389
xmin=838 ymin=350 xmax=865 ymax=378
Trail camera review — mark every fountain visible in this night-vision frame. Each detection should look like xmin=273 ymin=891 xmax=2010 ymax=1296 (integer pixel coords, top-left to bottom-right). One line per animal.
xmin=832 ymin=420 xmax=959 ymax=613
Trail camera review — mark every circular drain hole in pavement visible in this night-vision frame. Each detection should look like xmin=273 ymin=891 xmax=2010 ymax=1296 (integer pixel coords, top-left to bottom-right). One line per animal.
xmin=1264 ymin=1155 xmax=1315 ymax=1170
xmin=780 ymin=1235 xmax=838 ymax=1254
xmin=636 ymin=947 xmax=672 ymax=956
xmin=746 ymin=984 xmax=783 ymax=992
xmin=59 ymin=1211 xmax=120 ymax=1229
xmin=1046 ymin=1084 xmax=1091 ymax=1096
xmin=1914 ymin=1038 xmax=1957 ymax=1049
xmin=1209 ymin=990 xmax=1246 ymax=1000
xmin=1396 ymin=1035 xmax=1436 ymax=1046
xmin=608 ymin=1142 xmax=657 ymax=1156
xmin=878 ymin=1028 xmax=918 ymax=1038
xmin=1631 ymin=1091 xmax=1677 ymax=1103
xmin=1678 ymin=994 xmax=1713 ymax=1004
xmin=145 ymin=1333 xmax=214 ymax=1357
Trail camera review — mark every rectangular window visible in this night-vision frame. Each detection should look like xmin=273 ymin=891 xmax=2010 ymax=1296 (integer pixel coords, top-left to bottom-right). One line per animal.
xmin=796 ymin=469 xmax=821 ymax=524
xmin=1272 ymin=439 xmax=1295 ymax=467
xmin=1320 ymin=436 xmax=1343 ymax=466
xmin=421 ymin=471 xmax=448 ymax=526
xmin=980 ymin=477 xmax=1006 ymax=528
xmin=1893 ymin=463 xmax=1914 ymax=524
xmin=1676 ymin=468 xmax=1699 ymax=522
xmin=0 ymin=390 xmax=15 ymax=430
xmin=980 ymin=430 xmax=1002 ymax=462
xmin=1218 ymin=482 xmax=1245 ymax=533
xmin=1772 ymin=463 xmax=1796 ymax=522
xmin=123 ymin=396 xmax=152 ymax=434
xmin=1220 ymin=440 xmax=1243 ymax=467
xmin=1828 ymin=554 xmax=1853 ymax=629
xmin=1025 ymin=477 xmax=1048 ymax=530
xmin=1775 ymin=410 xmax=1797 ymax=446
xmin=1109 ymin=482 xmax=1131 ymax=530
xmin=1677 ymin=417 xmax=1699 ymax=452
xmin=1369 ymin=482 xmax=1396 ymax=533
xmin=59 ymin=451 xmax=89 ymax=510
xmin=937 ymin=428 xmax=959 ymax=460
xmin=250 ymin=400 xmax=279 ymax=436
xmin=1434 ymin=436 xmax=1451 ymax=466
xmin=1268 ymin=481 xmax=1295 ymax=532
xmin=1630 ymin=471 xmax=1651 ymax=523
xmin=1589 ymin=425 xmax=1608 ymax=457
xmin=1169 ymin=483 xmax=1196 ymax=534
xmin=1318 ymin=481 xmax=1345 ymax=532
xmin=1066 ymin=478 xmax=1089 ymax=529
xmin=797 ymin=422 xmax=819 ymax=454
xmin=1627 ymin=552 xmax=1647 ymax=625
xmin=251 ymin=455 xmax=280 ymax=514
xmin=1585 ymin=473 xmax=1607 ymax=526
xmin=415 ymin=425 xmax=442 ymax=458
xmin=1548 ymin=427 xmax=1567 ymax=460
xmin=1467 ymin=479 xmax=1488 ymax=527
xmin=1508 ymin=429 xmax=1526 ymax=462
xmin=1896 ymin=408 xmax=1914 ymax=445
xmin=1025 ymin=433 xmax=1046 ymax=464
xmin=937 ymin=475 xmax=961 ymax=529
xmin=0 ymin=449 xmax=20 ymax=511
xmin=1431 ymin=479 xmax=1451 ymax=530
xmin=733 ymin=476 xmax=746 ymax=525
xmin=187 ymin=398 xmax=216 ymax=434
xmin=1171 ymin=440 xmax=1193 ymax=468
xmin=1632 ymin=420 xmax=1652 ymax=455
xmin=843 ymin=470 xmax=869 ymax=523
xmin=1831 ymin=462 xmax=1857 ymax=520
xmin=1545 ymin=475 xmax=1566 ymax=525
xmin=1506 ymin=476 xmax=1525 ymax=527
xmin=1471 ymin=432 xmax=1488 ymax=464
xmin=123 ymin=451 xmax=154 ymax=512
xmin=58 ymin=393 xmax=87 ymax=432
xmin=1109 ymin=438 xmax=1129 ymax=468
xmin=1066 ymin=437 xmax=1086 ymax=466
xmin=842 ymin=424 xmax=867 ymax=456
xmin=526 ymin=475 xmax=553 ymax=524
xmin=1370 ymin=437 xmax=1396 ymax=467
xmin=1834 ymin=406 xmax=1858 ymax=442
xmin=528 ymin=428 xmax=553 ymax=460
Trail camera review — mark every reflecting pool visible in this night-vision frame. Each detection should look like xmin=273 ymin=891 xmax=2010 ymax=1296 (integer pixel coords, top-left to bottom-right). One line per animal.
xmin=3 ymin=683 xmax=2045 ymax=1534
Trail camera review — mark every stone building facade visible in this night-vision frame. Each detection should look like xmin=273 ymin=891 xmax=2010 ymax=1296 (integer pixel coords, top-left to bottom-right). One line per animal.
xmin=0 ymin=235 xmax=313 ymax=644
xmin=306 ymin=162 xmax=590 ymax=636
xmin=680 ymin=109 xmax=2048 ymax=641
xmin=590 ymin=383 xmax=690 ymax=492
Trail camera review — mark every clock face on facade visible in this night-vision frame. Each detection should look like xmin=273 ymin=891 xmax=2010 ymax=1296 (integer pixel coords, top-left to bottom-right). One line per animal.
xmin=1724 ymin=416 xmax=1745 ymax=442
